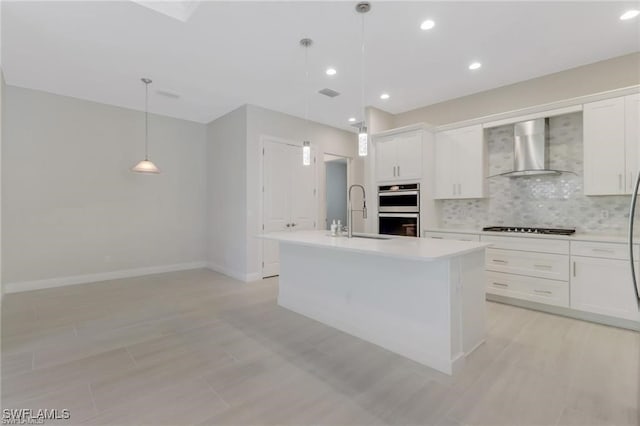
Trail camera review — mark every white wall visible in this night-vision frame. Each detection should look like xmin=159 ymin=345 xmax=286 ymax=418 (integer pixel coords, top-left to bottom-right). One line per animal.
xmin=2 ymin=86 xmax=207 ymax=289
xmin=205 ymin=106 xmax=248 ymax=281
xmin=0 ymin=72 xmax=4 ymax=297
xmin=245 ymin=104 xmax=362 ymax=280
xmin=394 ymin=52 xmax=640 ymax=127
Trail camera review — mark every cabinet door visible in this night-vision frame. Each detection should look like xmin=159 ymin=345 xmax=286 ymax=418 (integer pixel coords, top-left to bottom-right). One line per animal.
xmin=455 ymin=125 xmax=486 ymax=198
xmin=570 ymin=256 xmax=640 ymax=322
xmin=625 ymin=94 xmax=640 ymax=193
xmin=375 ymin=137 xmax=397 ymax=182
xmin=434 ymin=131 xmax=456 ymax=199
xmin=583 ymin=97 xmax=626 ymax=195
xmin=396 ymin=132 xmax=422 ymax=180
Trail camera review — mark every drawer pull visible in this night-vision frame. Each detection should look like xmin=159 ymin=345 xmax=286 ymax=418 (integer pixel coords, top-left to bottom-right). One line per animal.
xmin=592 ymin=248 xmax=615 ymax=253
xmin=533 ymin=264 xmax=552 ymax=270
xmin=492 ymin=259 xmax=508 ymax=264
xmin=533 ymin=289 xmax=553 ymax=295
xmin=431 ymin=236 xmax=443 ymax=239
xmin=492 ymin=282 xmax=509 ymax=287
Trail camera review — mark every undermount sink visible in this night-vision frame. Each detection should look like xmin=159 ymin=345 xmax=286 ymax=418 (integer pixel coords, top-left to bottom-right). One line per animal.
xmin=351 ymin=234 xmax=392 ymax=240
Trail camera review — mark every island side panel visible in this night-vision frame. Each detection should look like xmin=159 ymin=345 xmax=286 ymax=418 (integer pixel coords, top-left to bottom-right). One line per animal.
xmin=277 ymin=242 xmax=456 ymax=374
xmin=448 ymin=250 xmax=487 ymax=374
xmin=460 ymin=250 xmax=487 ymax=355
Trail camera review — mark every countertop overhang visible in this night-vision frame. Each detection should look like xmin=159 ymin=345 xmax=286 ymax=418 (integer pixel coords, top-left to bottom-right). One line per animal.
xmin=259 ymin=230 xmax=490 ymax=262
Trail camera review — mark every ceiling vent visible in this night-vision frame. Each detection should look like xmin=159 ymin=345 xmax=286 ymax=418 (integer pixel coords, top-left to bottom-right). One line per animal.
xmin=156 ymin=89 xmax=181 ymax=99
xmin=318 ymin=88 xmax=340 ymax=98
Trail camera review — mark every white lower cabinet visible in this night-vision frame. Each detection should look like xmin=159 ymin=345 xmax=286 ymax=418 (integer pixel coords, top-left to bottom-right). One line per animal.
xmin=487 ymin=271 xmax=569 ymax=307
xmin=570 ymin=252 xmax=640 ymax=322
xmin=483 ymin=238 xmax=570 ymax=308
xmin=423 ymin=231 xmax=640 ymax=325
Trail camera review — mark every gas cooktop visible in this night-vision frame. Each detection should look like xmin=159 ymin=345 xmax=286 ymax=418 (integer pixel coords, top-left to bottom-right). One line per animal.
xmin=482 ymin=226 xmax=576 ymax=236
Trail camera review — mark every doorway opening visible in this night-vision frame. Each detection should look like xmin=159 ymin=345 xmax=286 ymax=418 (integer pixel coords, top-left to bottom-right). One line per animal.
xmin=325 ymin=154 xmax=349 ymax=230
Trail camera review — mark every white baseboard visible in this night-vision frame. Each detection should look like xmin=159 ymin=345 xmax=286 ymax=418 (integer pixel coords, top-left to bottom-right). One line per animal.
xmin=206 ymin=262 xmax=261 ymax=283
xmin=4 ymin=261 xmax=208 ymax=294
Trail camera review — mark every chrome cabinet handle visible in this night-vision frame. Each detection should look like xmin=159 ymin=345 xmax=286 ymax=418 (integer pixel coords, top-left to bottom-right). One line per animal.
xmin=534 ymin=289 xmax=553 ymax=295
xmin=492 ymin=282 xmax=509 ymax=287
xmin=394 ymin=166 xmax=397 ymax=177
xmin=533 ymin=264 xmax=552 ymax=269
xmin=492 ymin=259 xmax=508 ymax=264
xmin=431 ymin=236 xmax=443 ymax=239
xmin=458 ymin=183 xmax=462 ymax=195
xmin=573 ymin=261 xmax=576 ymax=277
xmin=286 ymin=224 xmax=291 ymax=228
xmin=452 ymin=184 xmax=456 ymax=196
xmin=592 ymin=248 xmax=615 ymax=253
xmin=397 ymin=165 xmax=401 ymax=176
xmin=291 ymin=223 xmax=297 ymax=227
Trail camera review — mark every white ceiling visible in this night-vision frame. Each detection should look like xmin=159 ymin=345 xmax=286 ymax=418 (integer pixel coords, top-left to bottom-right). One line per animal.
xmin=2 ymin=1 xmax=639 ymax=130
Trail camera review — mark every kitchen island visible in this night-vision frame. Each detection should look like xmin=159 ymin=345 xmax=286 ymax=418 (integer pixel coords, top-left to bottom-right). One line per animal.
xmin=260 ymin=230 xmax=490 ymax=375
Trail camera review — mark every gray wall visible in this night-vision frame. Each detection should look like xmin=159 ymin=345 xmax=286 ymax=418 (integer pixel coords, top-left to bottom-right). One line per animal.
xmin=325 ymin=160 xmax=347 ymax=228
xmin=2 ymin=86 xmax=208 ymax=286
xmin=205 ymin=106 xmax=248 ymax=280
xmin=394 ymin=53 xmax=640 ymax=127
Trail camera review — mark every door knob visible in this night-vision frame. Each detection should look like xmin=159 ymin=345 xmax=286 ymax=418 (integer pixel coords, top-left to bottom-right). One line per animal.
xmin=286 ymin=224 xmax=291 ymax=228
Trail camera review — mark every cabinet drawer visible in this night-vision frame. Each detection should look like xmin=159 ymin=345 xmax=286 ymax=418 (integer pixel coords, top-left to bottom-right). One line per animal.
xmin=571 ymin=241 xmax=639 ymax=261
xmin=481 ymin=235 xmax=569 ymax=254
xmin=486 ymin=271 xmax=569 ymax=307
xmin=486 ymin=248 xmax=569 ymax=281
xmin=423 ymin=231 xmax=480 ymax=242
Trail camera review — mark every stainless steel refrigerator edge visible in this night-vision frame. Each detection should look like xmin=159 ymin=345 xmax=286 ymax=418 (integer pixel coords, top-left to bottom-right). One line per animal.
xmin=627 ymin=171 xmax=640 ymax=303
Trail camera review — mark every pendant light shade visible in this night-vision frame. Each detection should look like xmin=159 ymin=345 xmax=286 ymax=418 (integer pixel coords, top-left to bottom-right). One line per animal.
xmin=358 ymin=125 xmax=368 ymax=157
xmin=131 ymin=78 xmax=161 ymax=174
xmin=356 ymin=2 xmax=370 ymax=157
xmin=303 ymin=141 xmax=311 ymax=166
xmin=131 ymin=159 xmax=160 ymax=174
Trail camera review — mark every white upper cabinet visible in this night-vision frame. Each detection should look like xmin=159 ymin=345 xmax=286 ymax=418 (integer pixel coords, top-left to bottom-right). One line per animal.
xmin=625 ymin=94 xmax=640 ymax=193
xmin=434 ymin=124 xmax=486 ymax=199
xmin=375 ymin=130 xmax=423 ymax=182
xmin=583 ymin=96 xmax=633 ymax=195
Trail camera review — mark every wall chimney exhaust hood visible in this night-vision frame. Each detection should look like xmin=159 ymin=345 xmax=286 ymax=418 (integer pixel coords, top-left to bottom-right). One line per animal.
xmin=491 ymin=118 xmax=574 ymax=178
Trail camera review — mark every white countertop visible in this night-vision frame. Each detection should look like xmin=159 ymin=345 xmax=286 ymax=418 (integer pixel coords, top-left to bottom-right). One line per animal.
xmin=260 ymin=230 xmax=490 ymax=262
xmin=424 ymin=227 xmax=634 ymax=244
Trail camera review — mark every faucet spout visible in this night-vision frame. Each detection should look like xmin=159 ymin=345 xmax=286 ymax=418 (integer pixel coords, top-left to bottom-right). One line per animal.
xmin=347 ymin=184 xmax=367 ymax=238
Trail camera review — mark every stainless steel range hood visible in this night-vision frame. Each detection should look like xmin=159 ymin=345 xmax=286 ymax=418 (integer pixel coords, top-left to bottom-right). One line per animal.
xmin=493 ymin=118 xmax=573 ymax=177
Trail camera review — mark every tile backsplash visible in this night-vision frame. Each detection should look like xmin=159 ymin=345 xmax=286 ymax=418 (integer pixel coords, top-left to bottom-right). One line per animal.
xmin=438 ymin=112 xmax=632 ymax=233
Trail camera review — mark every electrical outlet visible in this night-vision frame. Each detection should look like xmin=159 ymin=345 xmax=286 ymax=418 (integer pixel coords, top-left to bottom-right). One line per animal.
xmin=600 ymin=210 xmax=610 ymax=219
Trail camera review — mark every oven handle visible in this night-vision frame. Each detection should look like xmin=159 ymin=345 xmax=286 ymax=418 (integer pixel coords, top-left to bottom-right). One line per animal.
xmin=378 ymin=213 xmax=420 ymax=218
xmin=378 ymin=191 xmax=419 ymax=196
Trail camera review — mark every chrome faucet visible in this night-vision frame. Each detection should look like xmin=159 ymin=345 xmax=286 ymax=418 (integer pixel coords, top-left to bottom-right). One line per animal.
xmin=347 ymin=184 xmax=367 ymax=238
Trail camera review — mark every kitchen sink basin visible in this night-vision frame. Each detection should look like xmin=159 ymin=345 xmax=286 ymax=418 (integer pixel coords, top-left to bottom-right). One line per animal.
xmin=351 ymin=234 xmax=393 ymax=240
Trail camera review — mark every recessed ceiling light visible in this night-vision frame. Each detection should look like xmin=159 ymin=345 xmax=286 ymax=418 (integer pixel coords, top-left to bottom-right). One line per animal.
xmin=380 ymin=93 xmax=390 ymax=100
xmin=348 ymin=117 xmax=357 ymax=122
xmin=620 ymin=9 xmax=640 ymax=20
xmin=326 ymin=68 xmax=337 ymax=76
xmin=468 ymin=62 xmax=482 ymax=70
xmin=420 ymin=19 xmax=435 ymax=30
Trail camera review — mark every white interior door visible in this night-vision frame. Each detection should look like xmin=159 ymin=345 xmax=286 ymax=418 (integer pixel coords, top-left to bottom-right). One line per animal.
xmin=262 ymin=140 xmax=317 ymax=278
xmin=290 ymin=145 xmax=317 ymax=231
xmin=263 ymin=141 xmax=291 ymax=277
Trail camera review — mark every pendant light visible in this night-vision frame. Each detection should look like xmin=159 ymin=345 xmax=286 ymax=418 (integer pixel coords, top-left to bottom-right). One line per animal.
xmin=131 ymin=78 xmax=160 ymax=174
xmin=356 ymin=1 xmax=370 ymax=157
xmin=300 ymin=38 xmax=312 ymax=166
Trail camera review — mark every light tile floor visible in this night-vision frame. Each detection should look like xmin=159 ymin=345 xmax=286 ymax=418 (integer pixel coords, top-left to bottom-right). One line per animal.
xmin=1 ymin=269 xmax=638 ymax=425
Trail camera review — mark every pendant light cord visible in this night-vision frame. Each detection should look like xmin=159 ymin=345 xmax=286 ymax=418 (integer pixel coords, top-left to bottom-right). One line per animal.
xmin=305 ymin=41 xmax=310 ymax=136
xmin=361 ymin=12 xmax=365 ymax=126
xmin=144 ymin=81 xmax=149 ymax=161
